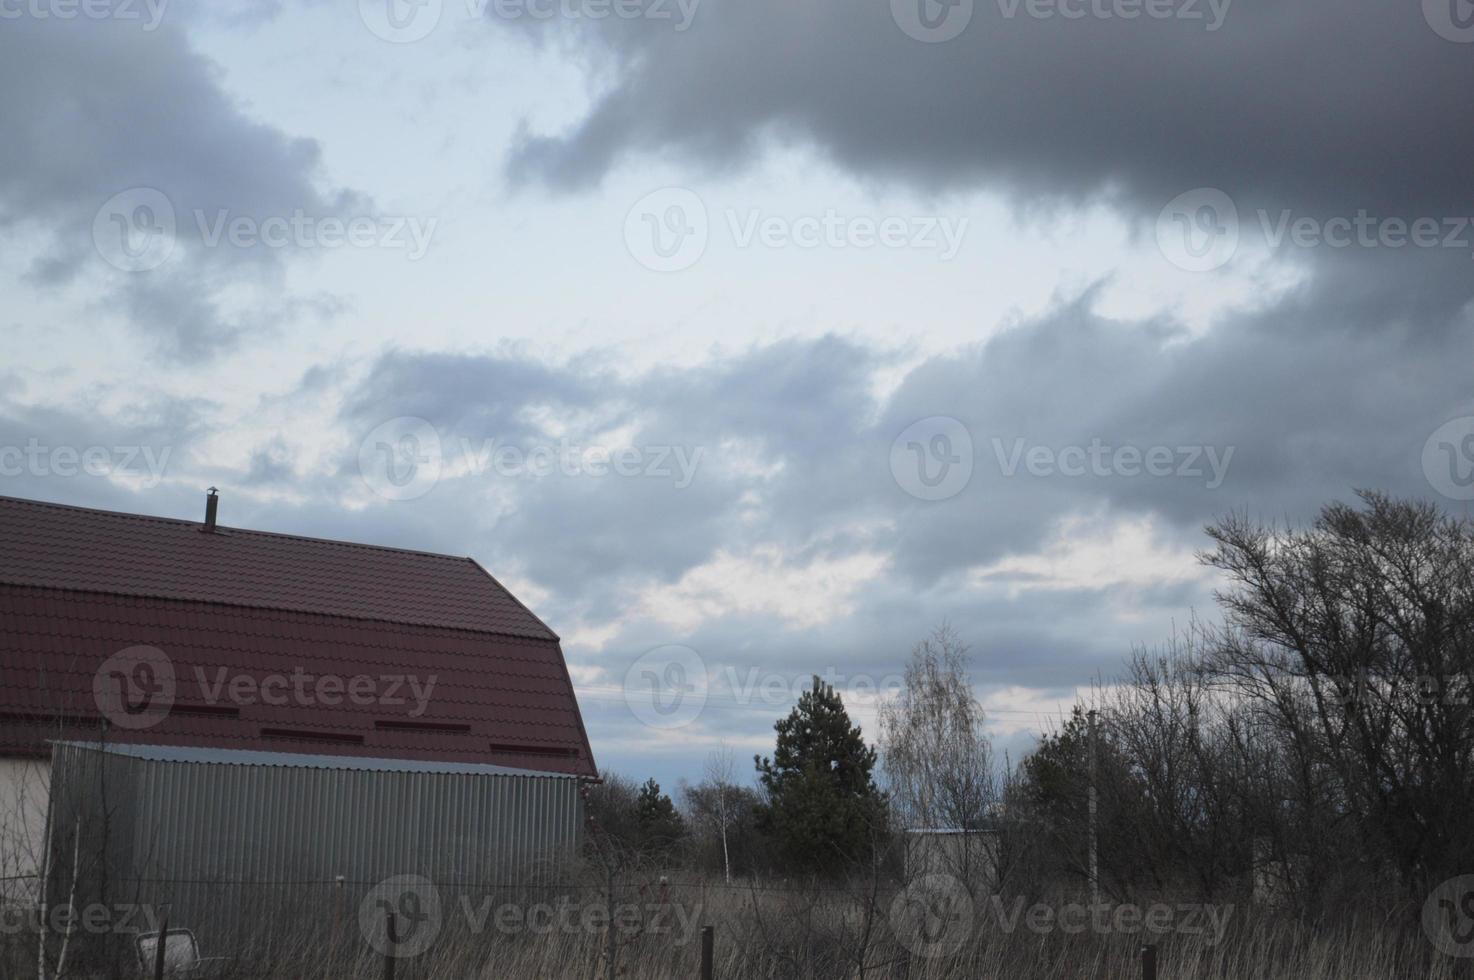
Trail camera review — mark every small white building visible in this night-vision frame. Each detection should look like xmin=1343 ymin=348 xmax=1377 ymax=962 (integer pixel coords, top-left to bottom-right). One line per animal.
xmin=903 ymin=828 xmax=1001 ymax=893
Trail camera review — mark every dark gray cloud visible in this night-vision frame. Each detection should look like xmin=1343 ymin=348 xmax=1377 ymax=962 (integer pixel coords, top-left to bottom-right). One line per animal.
xmin=316 ymin=284 xmax=1471 ymax=709
xmin=501 ymin=0 xmax=1474 ymax=219
xmin=0 ymin=15 xmax=360 ymax=360
xmin=7 ymin=293 xmax=1466 ymax=774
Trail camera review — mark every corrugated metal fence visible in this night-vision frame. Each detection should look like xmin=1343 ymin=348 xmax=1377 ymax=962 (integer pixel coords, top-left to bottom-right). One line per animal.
xmin=45 ymin=741 xmax=584 ymax=957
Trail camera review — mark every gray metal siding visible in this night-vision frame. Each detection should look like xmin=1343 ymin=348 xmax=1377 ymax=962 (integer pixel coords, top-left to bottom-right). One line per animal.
xmin=47 ymin=744 xmax=584 ymax=947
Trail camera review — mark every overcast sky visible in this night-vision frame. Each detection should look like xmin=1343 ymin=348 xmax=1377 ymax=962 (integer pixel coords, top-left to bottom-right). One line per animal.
xmin=2 ymin=0 xmax=1472 ymax=790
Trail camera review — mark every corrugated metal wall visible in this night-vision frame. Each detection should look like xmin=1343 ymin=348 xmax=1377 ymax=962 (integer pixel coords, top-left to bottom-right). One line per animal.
xmin=46 ymin=744 xmax=584 ymax=950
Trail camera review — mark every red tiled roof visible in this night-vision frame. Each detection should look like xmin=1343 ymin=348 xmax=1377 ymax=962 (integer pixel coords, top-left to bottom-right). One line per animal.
xmin=0 ymin=495 xmax=555 ymax=639
xmin=0 ymin=495 xmax=595 ymax=777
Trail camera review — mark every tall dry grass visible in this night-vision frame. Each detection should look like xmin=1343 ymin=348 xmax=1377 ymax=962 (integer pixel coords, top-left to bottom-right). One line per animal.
xmin=4 ymin=873 xmax=1464 ymax=979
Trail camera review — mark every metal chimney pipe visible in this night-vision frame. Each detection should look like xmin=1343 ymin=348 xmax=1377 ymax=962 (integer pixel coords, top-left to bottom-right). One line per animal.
xmin=204 ymin=487 xmax=219 ymax=532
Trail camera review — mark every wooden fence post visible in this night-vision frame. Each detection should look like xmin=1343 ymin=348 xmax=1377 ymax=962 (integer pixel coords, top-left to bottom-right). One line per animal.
xmin=700 ymin=924 xmax=714 ymax=980
xmin=151 ymin=912 xmax=168 ymax=980
xmin=1141 ymin=943 xmax=1157 ymax=980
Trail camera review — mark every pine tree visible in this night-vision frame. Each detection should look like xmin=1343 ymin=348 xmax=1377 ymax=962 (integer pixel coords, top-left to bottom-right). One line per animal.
xmin=635 ymin=778 xmax=685 ymax=852
xmin=755 ymin=677 xmax=887 ymax=873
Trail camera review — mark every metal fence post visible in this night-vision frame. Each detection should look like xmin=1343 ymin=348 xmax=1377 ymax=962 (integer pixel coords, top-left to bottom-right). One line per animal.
xmin=1141 ymin=943 xmax=1157 ymax=980
xmin=700 ymin=925 xmax=714 ymax=980
xmin=152 ymin=912 xmax=168 ymax=980
xmin=384 ymin=910 xmax=397 ymax=980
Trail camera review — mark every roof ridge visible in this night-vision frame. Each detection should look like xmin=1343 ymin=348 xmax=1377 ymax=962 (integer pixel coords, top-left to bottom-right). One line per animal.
xmin=0 ymin=493 xmax=474 ymax=565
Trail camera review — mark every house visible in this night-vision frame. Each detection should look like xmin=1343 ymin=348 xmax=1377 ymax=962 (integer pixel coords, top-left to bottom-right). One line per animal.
xmin=0 ymin=492 xmax=596 ymax=946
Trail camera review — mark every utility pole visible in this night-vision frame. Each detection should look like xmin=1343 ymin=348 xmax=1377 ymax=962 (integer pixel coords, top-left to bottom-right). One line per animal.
xmin=1087 ymin=707 xmax=1099 ymax=908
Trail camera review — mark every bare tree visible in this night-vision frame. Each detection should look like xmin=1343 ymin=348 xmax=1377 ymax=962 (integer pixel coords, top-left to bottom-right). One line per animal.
xmin=880 ymin=625 xmax=995 ymax=832
xmin=879 ymin=626 xmax=998 ymax=896
xmin=683 ymin=746 xmax=741 ymax=883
